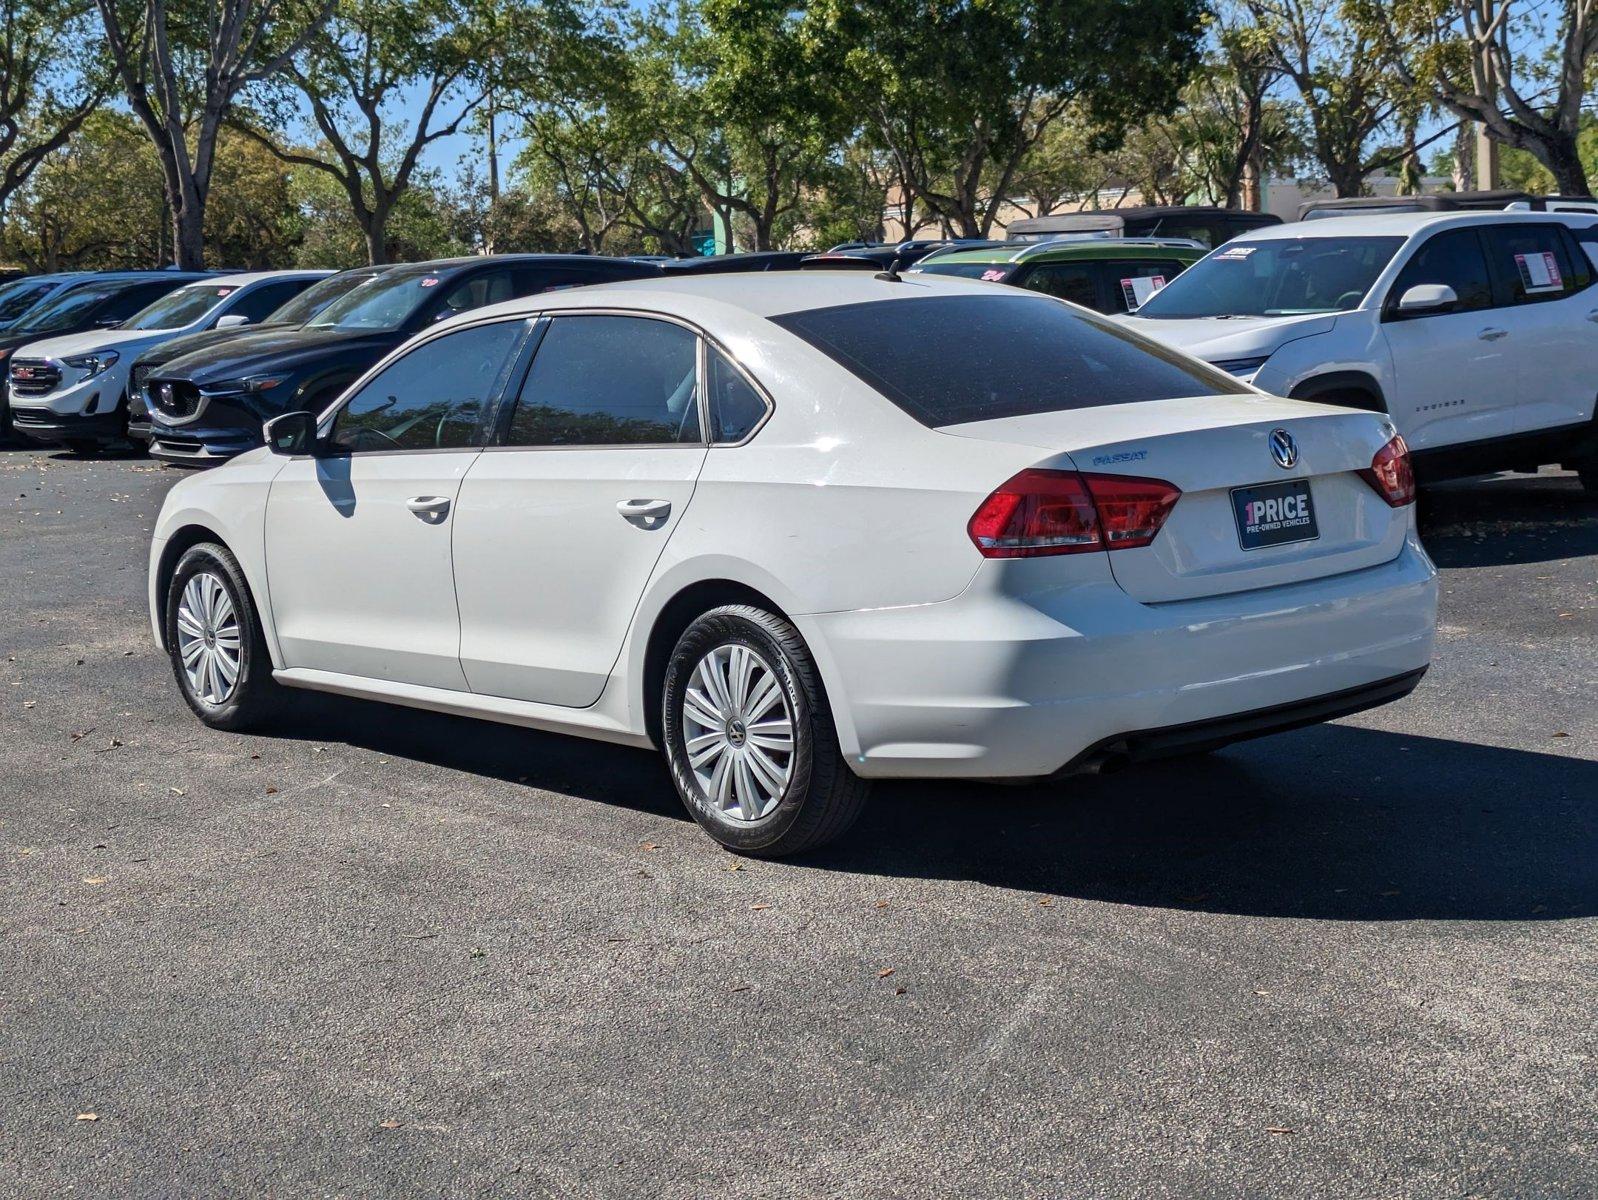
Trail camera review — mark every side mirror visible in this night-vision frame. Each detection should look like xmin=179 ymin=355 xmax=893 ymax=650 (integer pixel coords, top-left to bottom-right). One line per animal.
xmin=95 ymin=316 xmax=123 ymax=328
xmin=1395 ymin=283 xmax=1458 ymax=315
xmin=264 ymin=410 xmax=318 ymax=456
xmin=214 ymin=314 xmax=250 ymax=329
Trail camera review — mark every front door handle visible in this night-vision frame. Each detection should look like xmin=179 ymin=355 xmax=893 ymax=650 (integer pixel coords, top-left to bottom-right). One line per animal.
xmin=406 ymin=495 xmax=451 ymax=523
xmin=1478 ymin=327 xmax=1509 ymax=341
xmin=1587 ymin=310 xmax=1598 ymax=324
xmin=616 ymin=498 xmax=671 ymax=525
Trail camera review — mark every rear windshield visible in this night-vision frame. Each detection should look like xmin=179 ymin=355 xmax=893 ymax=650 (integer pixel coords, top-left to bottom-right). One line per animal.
xmin=1137 ymin=236 xmax=1404 ymax=318
xmin=769 ymin=293 xmax=1248 ymax=428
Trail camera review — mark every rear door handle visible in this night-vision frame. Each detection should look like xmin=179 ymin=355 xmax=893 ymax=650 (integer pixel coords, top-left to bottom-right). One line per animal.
xmin=406 ymin=495 xmax=451 ymax=523
xmin=616 ymin=498 xmax=671 ymax=524
xmin=1478 ymin=327 xmax=1509 ymax=341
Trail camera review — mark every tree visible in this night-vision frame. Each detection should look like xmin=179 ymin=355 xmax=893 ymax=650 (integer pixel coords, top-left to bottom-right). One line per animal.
xmin=241 ymin=0 xmax=508 ymax=263
xmin=1360 ymin=0 xmax=1598 ymax=195
xmin=0 ymin=110 xmax=167 ymax=270
xmin=94 ymin=0 xmax=334 ymax=268
xmin=0 ymin=0 xmax=106 ymax=214
xmin=1246 ymin=0 xmax=1428 ymax=196
xmin=205 ymin=127 xmax=301 ymax=267
xmin=807 ymin=0 xmax=1207 ymax=237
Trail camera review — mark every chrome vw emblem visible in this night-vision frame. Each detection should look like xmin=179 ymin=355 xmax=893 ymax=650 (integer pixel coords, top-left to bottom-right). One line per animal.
xmin=1269 ymin=428 xmax=1298 ymax=470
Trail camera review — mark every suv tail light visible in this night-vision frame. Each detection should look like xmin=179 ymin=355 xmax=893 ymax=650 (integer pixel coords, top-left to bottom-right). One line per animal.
xmin=968 ymin=469 xmax=1181 ymax=558
xmin=1358 ymin=434 xmax=1415 ymax=507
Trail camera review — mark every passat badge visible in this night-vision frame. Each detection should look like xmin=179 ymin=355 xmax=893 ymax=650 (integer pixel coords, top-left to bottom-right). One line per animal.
xmin=1269 ymin=428 xmax=1298 ymax=469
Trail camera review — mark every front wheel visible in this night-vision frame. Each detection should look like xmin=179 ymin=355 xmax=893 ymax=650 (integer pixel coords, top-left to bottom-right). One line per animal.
xmin=661 ymin=605 xmax=868 ymax=857
xmin=165 ymin=543 xmax=282 ymax=731
xmin=1577 ymin=460 xmax=1598 ymax=495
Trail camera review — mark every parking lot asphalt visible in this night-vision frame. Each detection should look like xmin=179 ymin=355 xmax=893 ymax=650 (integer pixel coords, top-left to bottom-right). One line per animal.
xmin=0 ymin=448 xmax=1594 ymax=1199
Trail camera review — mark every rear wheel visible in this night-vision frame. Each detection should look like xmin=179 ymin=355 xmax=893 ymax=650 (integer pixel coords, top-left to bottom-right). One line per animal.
xmin=165 ymin=543 xmax=282 ymax=731
xmin=1577 ymin=459 xmax=1598 ymax=495
xmin=661 ymin=605 xmax=868 ymax=857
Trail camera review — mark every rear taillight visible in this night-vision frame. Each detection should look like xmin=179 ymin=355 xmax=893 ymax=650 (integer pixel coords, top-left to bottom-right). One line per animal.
xmin=1358 ymin=434 xmax=1415 ymax=507
xmin=968 ymin=469 xmax=1181 ymax=558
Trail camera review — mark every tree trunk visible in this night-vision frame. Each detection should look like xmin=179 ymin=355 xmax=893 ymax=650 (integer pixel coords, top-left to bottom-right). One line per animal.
xmin=1531 ymin=135 xmax=1590 ymax=195
xmin=173 ymin=185 xmax=206 ymax=270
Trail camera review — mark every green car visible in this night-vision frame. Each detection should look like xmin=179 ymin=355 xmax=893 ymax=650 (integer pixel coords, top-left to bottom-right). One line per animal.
xmin=907 ymin=238 xmax=1208 ymax=314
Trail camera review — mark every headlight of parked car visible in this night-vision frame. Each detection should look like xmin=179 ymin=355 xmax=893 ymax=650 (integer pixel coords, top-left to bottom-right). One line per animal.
xmin=64 ymin=350 xmax=120 ymax=379
xmin=201 ymin=373 xmax=289 ymax=396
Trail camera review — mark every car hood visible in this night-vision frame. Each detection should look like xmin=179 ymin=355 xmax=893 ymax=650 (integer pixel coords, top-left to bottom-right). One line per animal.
xmin=1115 ymin=312 xmax=1338 ymax=361
xmin=12 ymin=327 xmax=177 ymax=362
xmin=153 ymin=326 xmax=403 ymax=384
xmin=135 ymin=324 xmax=289 ymax=368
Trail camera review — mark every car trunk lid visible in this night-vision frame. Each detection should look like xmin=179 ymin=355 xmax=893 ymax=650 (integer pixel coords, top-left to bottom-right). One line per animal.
xmin=941 ymin=395 xmax=1408 ymax=603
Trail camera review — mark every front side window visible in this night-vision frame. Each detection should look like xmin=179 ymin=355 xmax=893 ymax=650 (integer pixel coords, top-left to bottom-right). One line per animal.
xmin=330 ymin=320 xmax=525 ymax=452
xmin=225 ymin=280 xmax=312 ymax=325
xmin=772 ymin=293 xmax=1249 ymax=428
xmin=1387 ymin=228 xmax=1494 ymax=315
xmin=506 ymin=315 xmax=701 ymax=447
xmin=1137 ymin=236 xmax=1405 ymax=318
xmin=1483 ymin=224 xmax=1581 ymax=304
xmin=435 ymin=269 xmax=515 ymax=322
xmin=707 ymin=347 xmax=769 ymax=443
xmin=1017 ymin=262 xmax=1097 ymax=307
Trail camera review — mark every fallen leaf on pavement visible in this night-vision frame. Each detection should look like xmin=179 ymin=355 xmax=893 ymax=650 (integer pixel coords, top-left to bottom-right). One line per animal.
xmin=876 ymin=967 xmax=895 ymax=979
xmin=1265 ymin=1127 xmax=1294 ymax=1135
xmin=76 ymin=1113 xmax=98 ymax=1122
xmin=378 ymin=1119 xmax=403 ymax=1130
xmin=82 ymin=877 xmax=107 ymax=886
xmin=750 ymin=903 xmax=771 ymax=911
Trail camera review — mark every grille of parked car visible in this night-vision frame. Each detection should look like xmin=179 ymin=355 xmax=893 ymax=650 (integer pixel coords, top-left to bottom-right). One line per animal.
xmin=9 ymin=359 xmax=60 ymax=397
xmin=149 ymin=379 xmax=204 ymax=420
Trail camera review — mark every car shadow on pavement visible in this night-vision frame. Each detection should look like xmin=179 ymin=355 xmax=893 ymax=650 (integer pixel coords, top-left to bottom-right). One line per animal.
xmin=1418 ymin=471 xmax=1598 ymax=568
xmin=273 ymin=693 xmax=1594 ymax=923
xmin=812 ymin=724 xmax=1598 ymax=922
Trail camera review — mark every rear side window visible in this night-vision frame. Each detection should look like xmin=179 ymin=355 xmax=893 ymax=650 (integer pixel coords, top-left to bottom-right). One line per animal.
xmin=707 ymin=347 xmax=769 ymax=443
xmin=506 ymin=315 xmax=701 ymax=446
xmin=332 ymin=319 xmax=524 ymax=452
xmin=771 ymin=294 xmax=1248 ymax=428
xmin=1483 ymin=224 xmax=1580 ymax=304
xmin=1388 ymin=228 xmax=1494 ymax=314
xmin=1016 ymin=262 xmax=1097 ymax=307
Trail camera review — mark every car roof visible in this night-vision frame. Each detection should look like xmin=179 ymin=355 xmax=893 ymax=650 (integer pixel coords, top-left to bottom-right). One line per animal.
xmin=188 ymin=269 xmax=336 ymax=289
xmin=916 ymin=239 xmax=1208 ymax=266
xmin=389 ymin=253 xmax=659 ymax=275
xmin=1229 ymin=209 xmax=1594 ymax=241
xmin=465 ymin=269 xmax=1021 ymax=324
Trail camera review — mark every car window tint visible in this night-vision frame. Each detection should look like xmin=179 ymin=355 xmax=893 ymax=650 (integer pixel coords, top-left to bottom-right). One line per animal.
xmin=101 ymin=282 xmax=182 ymax=324
xmin=707 ymin=347 xmax=768 ymax=443
xmin=1104 ymin=260 xmax=1185 ymax=313
xmin=507 ymin=315 xmax=701 ymax=446
xmin=1389 ymin=228 xmax=1494 ymax=313
xmin=1018 ymin=263 xmax=1097 ymax=307
xmin=228 ymin=280 xmax=310 ymax=325
xmin=436 ymin=269 xmax=516 ymax=321
xmin=331 ymin=319 xmax=523 ymax=452
xmin=1483 ymin=224 xmax=1578 ymax=303
xmin=772 ymin=293 xmax=1249 ymax=428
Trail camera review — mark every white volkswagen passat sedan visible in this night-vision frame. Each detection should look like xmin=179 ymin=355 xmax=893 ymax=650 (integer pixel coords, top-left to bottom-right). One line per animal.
xmin=148 ymin=273 xmax=1438 ymax=856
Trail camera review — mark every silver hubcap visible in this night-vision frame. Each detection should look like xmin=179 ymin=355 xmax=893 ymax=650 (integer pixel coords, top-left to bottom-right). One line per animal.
xmin=681 ymin=644 xmax=795 ymax=823
xmin=176 ymin=572 xmax=242 ymax=706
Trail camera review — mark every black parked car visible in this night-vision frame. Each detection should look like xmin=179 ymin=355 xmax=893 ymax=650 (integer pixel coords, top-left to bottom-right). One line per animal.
xmin=141 ymin=254 xmax=661 ymax=464
xmin=127 ymin=266 xmax=391 ymax=446
xmin=1005 ymin=206 xmax=1281 ymax=248
xmin=664 ymin=251 xmax=812 ymax=273
xmin=0 ymin=271 xmax=208 ymax=445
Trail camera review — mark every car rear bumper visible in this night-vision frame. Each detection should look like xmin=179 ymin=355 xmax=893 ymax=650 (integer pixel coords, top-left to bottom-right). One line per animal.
xmin=802 ymin=534 xmax=1438 ymax=779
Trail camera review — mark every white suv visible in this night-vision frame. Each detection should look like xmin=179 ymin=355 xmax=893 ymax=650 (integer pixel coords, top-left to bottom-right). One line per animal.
xmin=8 ymin=270 xmax=330 ymax=453
xmin=1119 ymin=212 xmax=1598 ymax=491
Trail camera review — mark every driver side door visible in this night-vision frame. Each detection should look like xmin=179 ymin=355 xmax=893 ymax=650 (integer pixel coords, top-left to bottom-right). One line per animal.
xmin=263 ymin=317 xmax=529 ymax=690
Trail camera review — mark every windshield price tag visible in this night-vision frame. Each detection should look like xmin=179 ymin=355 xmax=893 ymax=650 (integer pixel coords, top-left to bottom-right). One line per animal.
xmin=419 ymin=277 xmax=440 ymax=287
xmin=1215 ymin=245 xmax=1255 ymax=261
xmin=1121 ymin=275 xmax=1165 ymax=308
xmin=981 ymin=269 xmax=1006 ymax=281
xmin=1514 ymin=251 xmax=1562 ymax=293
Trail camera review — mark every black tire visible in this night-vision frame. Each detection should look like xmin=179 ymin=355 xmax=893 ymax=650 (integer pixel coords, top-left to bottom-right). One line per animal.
xmin=1578 ymin=460 xmax=1598 ymax=495
xmin=164 ymin=542 xmax=283 ymax=731
xmin=661 ymin=604 xmax=868 ymax=857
